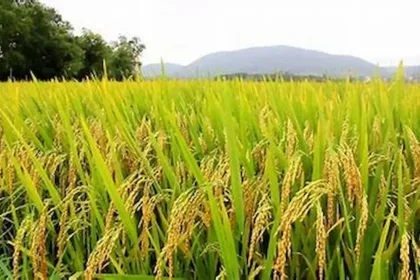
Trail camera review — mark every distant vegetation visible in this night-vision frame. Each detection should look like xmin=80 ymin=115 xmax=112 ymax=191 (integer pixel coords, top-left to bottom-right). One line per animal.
xmin=216 ymin=72 xmax=330 ymax=82
xmin=0 ymin=0 xmax=145 ymax=81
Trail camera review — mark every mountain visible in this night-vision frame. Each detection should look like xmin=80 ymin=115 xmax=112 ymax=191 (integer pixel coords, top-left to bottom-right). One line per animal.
xmin=141 ymin=45 xmax=405 ymax=78
xmin=142 ymin=63 xmax=184 ymax=77
xmin=183 ymin=46 xmax=380 ymax=77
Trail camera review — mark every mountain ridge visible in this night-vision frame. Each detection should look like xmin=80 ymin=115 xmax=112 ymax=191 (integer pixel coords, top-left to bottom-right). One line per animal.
xmin=142 ymin=45 xmax=417 ymax=78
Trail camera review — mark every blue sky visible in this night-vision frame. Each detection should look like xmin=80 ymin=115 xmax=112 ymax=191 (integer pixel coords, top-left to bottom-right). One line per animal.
xmin=41 ymin=0 xmax=420 ymax=66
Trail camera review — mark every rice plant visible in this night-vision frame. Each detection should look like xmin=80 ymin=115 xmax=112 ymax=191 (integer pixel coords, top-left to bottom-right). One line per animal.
xmin=0 ymin=70 xmax=420 ymax=279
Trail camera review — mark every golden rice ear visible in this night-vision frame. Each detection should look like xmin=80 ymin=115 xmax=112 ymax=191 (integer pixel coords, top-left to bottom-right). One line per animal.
xmin=316 ymin=203 xmax=327 ymax=280
xmin=56 ymin=185 xmax=88 ymax=272
xmin=199 ymin=201 xmax=212 ymax=228
xmin=248 ymin=195 xmax=272 ymax=266
xmin=274 ymin=224 xmax=292 ymax=280
xmin=30 ymin=206 xmax=48 ymax=280
xmin=7 ymin=159 xmax=15 ymax=195
xmin=285 ymin=119 xmax=297 ymax=159
xmin=104 ymin=201 xmax=116 ymax=234
xmin=248 ymin=265 xmax=265 ymax=280
xmin=84 ymin=225 xmax=123 ymax=280
xmin=400 ymin=231 xmax=411 ymax=280
xmin=56 ymin=203 xmax=69 ymax=273
xmin=280 ymin=154 xmax=302 ymax=214
xmin=155 ymin=189 xmax=206 ymax=279
xmin=323 ymin=149 xmax=340 ymax=228
xmin=375 ymin=174 xmax=387 ymax=211
xmin=405 ymin=126 xmax=420 ymax=179
xmin=372 ymin=116 xmax=382 ymax=147
xmin=274 ymin=181 xmax=330 ymax=280
xmin=13 ymin=218 xmax=32 ymax=280
xmin=303 ymin=121 xmax=314 ymax=151
xmin=355 ymin=196 xmax=369 ymax=263
xmin=339 ymin=146 xmax=362 ymax=207
xmin=243 ymin=178 xmax=263 ymax=222
xmin=139 ymin=183 xmax=152 ymax=261
xmin=339 ymin=115 xmax=350 ymax=147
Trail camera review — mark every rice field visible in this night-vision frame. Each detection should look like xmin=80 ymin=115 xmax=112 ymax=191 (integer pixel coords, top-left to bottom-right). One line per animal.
xmin=1 ymin=71 xmax=420 ymax=279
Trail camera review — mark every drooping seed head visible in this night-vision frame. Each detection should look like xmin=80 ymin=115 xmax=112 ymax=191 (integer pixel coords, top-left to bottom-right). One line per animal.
xmin=400 ymin=231 xmax=410 ymax=280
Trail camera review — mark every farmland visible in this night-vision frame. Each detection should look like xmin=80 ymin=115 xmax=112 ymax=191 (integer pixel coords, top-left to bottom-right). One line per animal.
xmin=0 ymin=73 xmax=420 ymax=279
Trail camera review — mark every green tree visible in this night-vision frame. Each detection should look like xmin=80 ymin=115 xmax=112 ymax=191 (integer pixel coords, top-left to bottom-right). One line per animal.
xmin=108 ymin=36 xmax=146 ymax=80
xmin=0 ymin=0 xmax=83 ymax=80
xmin=76 ymin=29 xmax=111 ymax=79
xmin=0 ymin=0 xmax=30 ymax=79
xmin=0 ymin=0 xmax=146 ymax=80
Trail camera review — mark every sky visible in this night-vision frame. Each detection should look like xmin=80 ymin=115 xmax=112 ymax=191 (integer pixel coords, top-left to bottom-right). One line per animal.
xmin=41 ymin=0 xmax=420 ymax=66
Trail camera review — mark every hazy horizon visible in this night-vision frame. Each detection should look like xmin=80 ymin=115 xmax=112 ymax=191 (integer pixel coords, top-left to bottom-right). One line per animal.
xmin=41 ymin=0 xmax=420 ymax=66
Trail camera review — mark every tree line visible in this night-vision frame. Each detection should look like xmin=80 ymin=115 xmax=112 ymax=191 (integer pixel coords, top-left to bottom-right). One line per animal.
xmin=216 ymin=72 xmax=328 ymax=82
xmin=0 ymin=0 xmax=145 ymax=81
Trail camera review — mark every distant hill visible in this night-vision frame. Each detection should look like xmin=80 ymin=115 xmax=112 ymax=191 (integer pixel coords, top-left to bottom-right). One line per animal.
xmin=142 ymin=45 xmax=394 ymax=78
